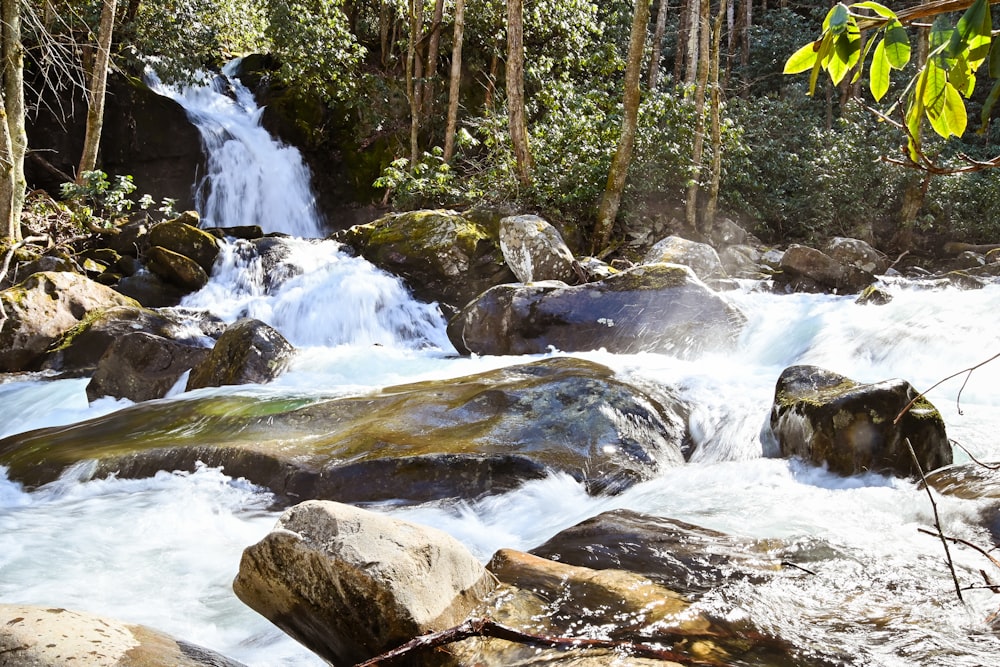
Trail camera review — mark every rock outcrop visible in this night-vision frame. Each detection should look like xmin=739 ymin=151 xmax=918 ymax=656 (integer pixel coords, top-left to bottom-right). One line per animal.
xmin=768 ymin=364 xmax=952 ymax=477
xmin=448 ymin=263 xmax=746 ymax=357
xmin=776 ymin=244 xmax=875 ymax=294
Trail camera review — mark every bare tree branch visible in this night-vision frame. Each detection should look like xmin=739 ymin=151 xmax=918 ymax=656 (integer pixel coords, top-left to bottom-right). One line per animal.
xmin=894 ymin=353 xmax=1000 ymax=424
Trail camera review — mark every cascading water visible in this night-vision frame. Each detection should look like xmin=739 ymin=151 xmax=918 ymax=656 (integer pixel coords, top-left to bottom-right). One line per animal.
xmin=3 ymin=67 xmax=1000 ymax=666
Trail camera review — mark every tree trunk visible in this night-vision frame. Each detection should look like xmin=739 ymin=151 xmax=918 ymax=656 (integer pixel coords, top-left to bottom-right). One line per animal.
xmin=78 ymin=0 xmax=117 ymax=179
xmin=684 ymin=0 xmax=711 ymax=232
xmin=507 ymin=0 xmax=532 ymax=185
xmin=444 ymin=0 xmax=466 ymax=162
xmin=674 ymin=0 xmax=688 ymax=81
xmin=423 ymin=0 xmax=445 ymax=119
xmin=684 ymin=0 xmax=701 ymax=85
xmin=593 ymin=0 xmax=651 ymax=253
xmin=407 ymin=0 xmax=425 ymax=167
xmin=1 ymin=0 xmax=25 ymax=241
xmin=741 ymin=0 xmax=752 ymax=68
xmin=380 ymin=0 xmax=391 ymax=67
xmin=648 ymin=0 xmax=668 ymax=90
xmin=485 ymin=51 xmax=499 ymax=108
xmin=703 ymin=0 xmax=727 ymax=234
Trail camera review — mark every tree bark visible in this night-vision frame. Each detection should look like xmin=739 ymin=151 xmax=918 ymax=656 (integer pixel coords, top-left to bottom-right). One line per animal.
xmin=648 ymin=0 xmax=668 ymax=90
xmin=684 ymin=0 xmax=701 ymax=85
xmin=407 ymin=0 xmax=425 ymax=167
xmin=422 ymin=0 xmax=445 ymax=119
xmin=1 ymin=0 xmax=26 ymax=241
xmin=593 ymin=0 xmax=652 ymax=253
xmin=444 ymin=0 xmax=466 ymax=162
xmin=506 ymin=0 xmax=532 ymax=185
xmin=78 ymin=0 xmax=117 ymax=179
xmin=704 ymin=0 xmax=727 ymax=234
xmin=684 ymin=0 xmax=711 ymax=232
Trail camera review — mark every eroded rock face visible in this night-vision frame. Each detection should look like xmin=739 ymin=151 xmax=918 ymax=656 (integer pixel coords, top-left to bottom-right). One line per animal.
xmin=642 ymin=235 xmax=727 ymax=280
xmin=0 ymin=271 xmax=139 ymax=372
xmin=233 ymin=500 xmax=494 ymax=666
xmin=186 ymin=318 xmax=295 ymax=390
xmin=86 ymin=331 xmax=210 ymax=402
xmin=0 ymin=357 xmax=687 ymax=500
xmin=768 ymin=365 xmax=952 ymax=478
xmin=0 ymin=604 xmax=247 ymax=667
xmin=333 ymin=209 xmax=515 ymax=311
xmin=448 ymin=263 xmax=746 ymax=357
xmin=499 ymin=214 xmax=578 ymax=283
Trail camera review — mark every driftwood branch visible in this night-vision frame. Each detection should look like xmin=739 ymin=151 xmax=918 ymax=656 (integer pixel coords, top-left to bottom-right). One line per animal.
xmin=907 ymin=438 xmax=964 ymax=602
xmin=352 ymin=617 xmax=725 ymax=666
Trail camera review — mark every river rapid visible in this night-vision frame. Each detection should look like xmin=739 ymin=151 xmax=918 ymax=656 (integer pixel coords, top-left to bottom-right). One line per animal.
xmin=2 ymin=66 xmax=1000 ymax=666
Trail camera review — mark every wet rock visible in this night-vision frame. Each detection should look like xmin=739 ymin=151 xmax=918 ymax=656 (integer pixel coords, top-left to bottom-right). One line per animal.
xmin=769 ymin=365 xmax=952 ymax=478
xmin=0 ymin=271 xmax=139 ymax=372
xmin=86 ymin=331 xmax=211 ymax=402
xmin=44 ymin=305 xmax=223 ymax=372
xmin=719 ymin=244 xmax=764 ymax=279
xmin=530 ymin=509 xmax=780 ymax=594
xmin=777 ymin=244 xmax=875 ymax=294
xmin=333 ymin=209 xmax=515 ymax=311
xmin=0 ymin=357 xmax=688 ymax=501
xmin=855 ymin=285 xmax=893 ymax=306
xmin=448 ymin=263 xmax=746 ymax=357
xmin=0 ymin=603 xmax=247 ymax=667
xmin=926 ymin=462 xmax=1000 ymax=500
xmin=186 ymin=318 xmax=295 ymax=390
xmin=234 ymin=500 xmax=493 ymax=667
xmin=642 ymin=235 xmax=727 ymax=280
xmin=823 ymin=237 xmax=886 ymax=275
xmin=148 ymin=214 xmax=220 ymax=273
xmin=499 ymin=214 xmax=578 ymax=283
xmin=114 ymin=271 xmax=192 ymax=307
xmin=145 ymin=245 xmax=209 ymax=291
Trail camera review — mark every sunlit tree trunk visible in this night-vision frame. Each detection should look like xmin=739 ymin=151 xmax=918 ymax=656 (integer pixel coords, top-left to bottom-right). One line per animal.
xmin=684 ymin=0 xmax=701 ymax=85
xmin=407 ymin=0 xmax=425 ymax=167
xmin=423 ymin=0 xmax=445 ymax=119
xmin=684 ymin=0 xmax=710 ymax=231
xmin=648 ymin=0 xmax=668 ymax=90
xmin=593 ymin=0 xmax=651 ymax=253
xmin=674 ymin=1 xmax=688 ymax=81
xmin=1 ymin=0 xmax=26 ymax=241
xmin=78 ymin=0 xmax=117 ymax=179
xmin=704 ymin=0 xmax=727 ymax=234
xmin=444 ymin=0 xmax=465 ymax=162
xmin=507 ymin=0 xmax=532 ymax=185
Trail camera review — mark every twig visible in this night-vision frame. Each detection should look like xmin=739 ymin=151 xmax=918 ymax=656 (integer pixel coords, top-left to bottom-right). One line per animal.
xmin=887 ymin=250 xmax=909 ymax=272
xmin=908 ymin=438 xmax=964 ymax=602
xmin=894 ymin=353 xmax=1000 ymax=424
xmin=949 ymin=439 xmax=1000 ymax=471
xmin=352 ymin=617 xmax=723 ymax=666
xmin=918 ymin=528 xmax=1000 ymax=572
xmin=780 ymin=561 xmax=818 ymax=576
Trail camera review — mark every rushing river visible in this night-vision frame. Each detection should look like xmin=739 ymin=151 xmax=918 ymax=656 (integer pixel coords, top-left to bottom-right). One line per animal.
xmin=2 ymin=66 xmax=1000 ymax=666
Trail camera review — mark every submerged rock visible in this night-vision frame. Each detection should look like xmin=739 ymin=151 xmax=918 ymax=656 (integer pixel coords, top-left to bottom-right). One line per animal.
xmin=234 ymin=500 xmax=493 ymax=666
xmin=499 ymin=214 xmax=578 ymax=283
xmin=186 ymin=318 xmax=295 ymax=390
xmin=448 ymin=263 xmax=746 ymax=357
xmin=0 ymin=357 xmax=688 ymax=501
xmin=333 ymin=209 xmax=515 ymax=312
xmin=768 ymin=365 xmax=952 ymax=478
xmin=0 ymin=271 xmax=139 ymax=372
xmin=0 ymin=604 xmax=247 ymax=667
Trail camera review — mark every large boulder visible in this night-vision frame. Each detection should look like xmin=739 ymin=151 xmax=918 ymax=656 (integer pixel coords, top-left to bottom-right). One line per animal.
xmin=0 ymin=271 xmax=139 ymax=372
xmin=498 ymin=214 xmax=578 ymax=283
xmin=145 ymin=246 xmax=210 ymax=291
xmin=776 ymin=244 xmax=875 ymax=294
xmin=0 ymin=604 xmax=247 ymax=667
xmin=148 ymin=214 xmax=220 ymax=273
xmin=768 ymin=365 xmax=952 ymax=478
xmin=448 ymin=263 xmax=746 ymax=357
xmin=233 ymin=500 xmax=494 ymax=666
xmin=186 ymin=318 xmax=295 ymax=390
xmin=333 ymin=209 xmax=515 ymax=312
xmin=86 ymin=331 xmax=211 ymax=402
xmin=0 ymin=357 xmax=688 ymax=500
xmin=44 ymin=305 xmax=224 ymax=372
xmin=823 ymin=237 xmax=886 ymax=275
xmin=642 ymin=235 xmax=727 ymax=280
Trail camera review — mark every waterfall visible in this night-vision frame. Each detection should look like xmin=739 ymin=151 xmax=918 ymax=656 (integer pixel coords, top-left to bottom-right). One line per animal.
xmin=149 ymin=61 xmax=325 ymax=238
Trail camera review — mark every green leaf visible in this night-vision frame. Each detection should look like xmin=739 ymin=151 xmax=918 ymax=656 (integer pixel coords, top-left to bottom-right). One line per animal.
xmin=929 ymin=16 xmax=954 ymax=66
xmin=809 ymin=33 xmax=834 ymax=95
xmin=922 ymin=60 xmax=948 ymax=117
xmin=784 ymin=40 xmax=822 ymax=74
xmin=990 ymin=32 xmax=1000 ymax=78
xmin=926 ymin=81 xmax=967 ymax=138
xmin=947 ymin=0 xmax=991 ymax=65
xmin=950 ymin=52 xmax=976 ymax=97
xmin=824 ymin=3 xmax=850 ymax=36
xmin=980 ymin=79 xmax=1000 ymax=132
xmin=870 ymin=39 xmax=890 ymax=101
xmin=883 ymin=20 xmax=910 ymax=69
xmin=850 ymin=1 xmax=897 ymax=19
xmin=829 ymin=21 xmax=861 ymax=85
xmin=905 ymin=96 xmax=923 ymax=163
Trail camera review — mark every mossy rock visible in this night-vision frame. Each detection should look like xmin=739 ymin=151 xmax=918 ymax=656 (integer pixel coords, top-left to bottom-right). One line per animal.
xmin=145 ymin=246 xmax=209 ymax=291
xmin=0 ymin=357 xmax=687 ymax=502
xmin=769 ymin=364 xmax=952 ymax=478
xmin=148 ymin=217 xmax=219 ymax=273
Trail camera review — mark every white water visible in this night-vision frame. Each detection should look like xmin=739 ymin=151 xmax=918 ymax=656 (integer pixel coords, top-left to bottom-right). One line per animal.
xmin=4 ymin=71 xmax=1000 ymax=666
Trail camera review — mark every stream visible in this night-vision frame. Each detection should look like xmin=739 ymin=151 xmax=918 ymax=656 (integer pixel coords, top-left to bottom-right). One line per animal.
xmin=2 ymin=65 xmax=1000 ymax=666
